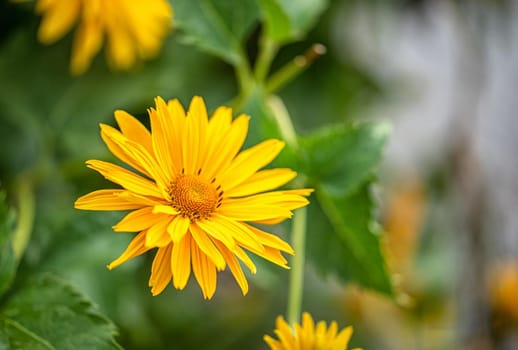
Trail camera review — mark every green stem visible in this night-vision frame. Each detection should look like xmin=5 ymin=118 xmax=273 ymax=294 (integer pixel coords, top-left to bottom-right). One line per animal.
xmin=233 ymin=50 xmax=255 ymax=107
xmin=12 ymin=176 xmax=35 ymax=263
xmin=287 ymin=206 xmax=307 ymax=325
xmin=254 ymin=34 xmax=278 ymax=84
xmin=266 ymin=44 xmax=326 ymax=94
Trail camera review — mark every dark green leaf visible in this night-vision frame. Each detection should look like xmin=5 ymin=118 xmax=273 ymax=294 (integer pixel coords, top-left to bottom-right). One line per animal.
xmin=171 ymin=0 xmax=260 ymax=64
xmin=307 ymin=180 xmax=393 ymax=295
xmin=0 ymin=274 xmax=122 ymax=350
xmin=259 ymin=0 xmax=328 ymax=43
xmin=0 ymin=191 xmax=15 ymax=297
xmin=300 ymin=121 xmax=391 ymax=197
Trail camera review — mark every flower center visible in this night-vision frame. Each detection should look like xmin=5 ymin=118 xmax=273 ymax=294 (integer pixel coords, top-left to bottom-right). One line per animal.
xmin=168 ymin=175 xmax=220 ymax=221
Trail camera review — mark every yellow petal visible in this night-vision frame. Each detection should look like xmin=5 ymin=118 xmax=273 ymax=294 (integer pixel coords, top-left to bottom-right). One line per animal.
xmin=242 ymin=223 xmax=294 ymax=254
xmin=171 ymin=234 xmax=191 ymax=290
xmin=191 ymin=244 xmax=217 ymax=299
xmin=225 ymin=168 xmax=297 ymax=197
xmin=218 ymin=139 xmax=285 ymax=190
xmin=209 ymin=214 xmax=263 ymax=252
xmin=167 ymin=215 xmax=190 ymax=243
xmin=213 ymin=240 xmax=248 ymax=295
xmin=145 ymin=219 xmax=171 ymax=247
xmin=100 ymin=124 xmax=153 ymax=178
xmin=114 ymin=110 xmax=153 ymax=154
xmin=75 ymin=189 xmax=143 ymax=211
xmin=113 ymin=207 xmax=166 ymax=232
xmin=332 ymin=326 xmax=353 ymax=350
xmin=149 ymin=104 xmax=175 ymax=180
xmin=202 ymin=114 xmax=249 ymax=180
xmin=182 ymin=96 xmax=208 ymax=175
xmin=149 ymin=244 xmax=172 ymax=296
xmin=86 ymin=159 xmax=163 ymax=199
xmin=196 ymin=218 xmax=236 ymax=250
xmin=70 ymin=16 xmax=103 ymax=75
xmin=108 ymin=231 xmax=150 ymax=269
xmin=37 ymin=0 xmax=80 ymax=44
xmin=190 ymin=224 xmax=226 ymax=270
xmin=152 ymin=205 xmax=179 ymax=215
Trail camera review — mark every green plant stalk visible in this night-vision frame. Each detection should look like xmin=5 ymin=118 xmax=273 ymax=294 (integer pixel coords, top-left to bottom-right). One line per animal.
xmin=287 ymin=206 xmax=307 ymax=325
xmin=254 ymin=34 xmax=278 ymax=84
xmin=266 ymin=44 xmax=326 ymax=94
xmin=12 ymin=176 xmax=35 ymax=263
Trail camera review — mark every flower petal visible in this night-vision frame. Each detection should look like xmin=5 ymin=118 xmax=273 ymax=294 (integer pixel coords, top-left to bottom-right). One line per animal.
xmin=114 ymin=110 xmax=153 ymax=154
xmin=190 ymin=224 xmax=226 ymax=270
xmin=213 ymin=240 xmax=248 ymax=295
xmin=149 ymin=244 xmax=172 ymax=296
xmin=242 ymin=224 xmax=294 ymax=254
xmin=37 ymin=0 xmax=80 ymax=44
xmin=171 ymin=234 xmax=191 ymax=290
xmin=225 ymin=168 xmax=297 ymax=197
xmin=145 ymin=219 xmax=171 ymax=247
xmin=100 ymin=123 xmax=153 ymax=178
xmin=218 ymin=139 xmax=285 ymax=190
xmin=202 ymin=114 xmax=249 ymax=180
xmin=113 ymin=207 xmax=166 ymax=232
xmin=86 ymin=159 xmax=163 ymax=198
xmin=191 ymin=244 xmax=217 ymax=299
xmin=167 ymin=215 xmax=190 ymax=243
xmin=107 ymin=231 xmax=150 ymax=269
xmin=208 ymin=214 xmax=263 ymax=252
xmin=183 ymin=96 xmax=208 ymax=175
xmin=75 ymin=189 xmax=143 ymax=211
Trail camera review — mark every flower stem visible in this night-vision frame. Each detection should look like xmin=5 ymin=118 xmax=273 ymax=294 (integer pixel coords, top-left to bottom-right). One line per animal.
xmin=287 ymin=206 xmax=307 ymax=325
xmin=254 ymin=34 xmax=278 ymax=84
xmin=266 ymin=44 xmax=326 ymax=94
xmin=12 ymin=176 xmax=35 ymax=263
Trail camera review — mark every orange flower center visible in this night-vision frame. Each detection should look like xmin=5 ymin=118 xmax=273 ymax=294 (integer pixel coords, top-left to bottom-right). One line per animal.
xmin=168 ymin=175 xmax=221 ymax=221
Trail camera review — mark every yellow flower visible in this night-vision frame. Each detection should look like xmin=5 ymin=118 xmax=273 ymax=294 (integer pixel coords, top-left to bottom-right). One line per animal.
xmin=75 ymin=96 xmax=312 ymax=299
xmin=264 ymin=312 xmax=361 ymax=350
xmin=35 ymin=0 xmax=173 ymax=75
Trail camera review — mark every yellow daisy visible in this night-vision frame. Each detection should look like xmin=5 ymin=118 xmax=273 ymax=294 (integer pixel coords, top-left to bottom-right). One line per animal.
xmin=75 ymin=96 xmax=312 ymax=299
xmin=264 ymin=312 xmax=361 ymax=350
xmin=35 ymin=0 xmax=173 ymax=75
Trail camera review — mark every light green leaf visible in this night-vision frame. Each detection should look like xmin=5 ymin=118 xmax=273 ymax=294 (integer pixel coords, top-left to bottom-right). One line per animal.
xmin=307 ymin=180 xmax=393 ymax=295
xmin=171 ymin=0 xmax=260 ymax=64
xmin=300 ymin=121 xmax=391 ymax=197
xmin=0 ymin=274 xmax=122 ymax=350
xmin=259 ymin=0 xmax=328 ymax=43
xmin=0 ymin=191 xmax=15 ymax=297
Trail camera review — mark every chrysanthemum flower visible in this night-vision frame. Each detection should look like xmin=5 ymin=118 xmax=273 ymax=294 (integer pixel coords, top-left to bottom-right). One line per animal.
xmin=75 ymin=96 xmax=312 ymax=299
xmin=264 ymin=312 xmax=361 ymax=350
xmin=35 ymin=0 xmax=173 ymax=75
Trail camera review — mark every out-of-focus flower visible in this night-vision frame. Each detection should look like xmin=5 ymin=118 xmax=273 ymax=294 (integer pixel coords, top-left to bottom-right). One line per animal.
xmin=75 ymin=96 xmax=312 ymax=299
xmin=35 ymin=0 xmax=173 ymax=75
xmin=264 ymin=312 xmax=361 ymax=350
xmin=489 ymin=261 xmax=518 ymax=322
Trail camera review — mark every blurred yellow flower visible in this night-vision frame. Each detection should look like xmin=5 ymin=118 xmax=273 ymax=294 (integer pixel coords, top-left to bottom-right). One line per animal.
xmin=264 ymin=312 xmax=361 ymax=350
xmin=35 ymin=0 xmax=173 ymax=75
xmin=75 ymin=96 xmax=312 ymax=299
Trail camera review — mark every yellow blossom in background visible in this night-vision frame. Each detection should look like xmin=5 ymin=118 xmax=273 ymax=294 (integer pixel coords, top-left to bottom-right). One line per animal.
xmin=75 ymin=96 xmax=312 ymax=299
xmin=35 ymin=0 xmax=173 ymax=75
xmin=264 ymin=312 xmax=361 ymax=350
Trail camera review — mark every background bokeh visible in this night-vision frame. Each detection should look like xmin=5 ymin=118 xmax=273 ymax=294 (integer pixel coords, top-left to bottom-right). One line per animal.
xmin=1 ymin=0 xmax=517 ymax=349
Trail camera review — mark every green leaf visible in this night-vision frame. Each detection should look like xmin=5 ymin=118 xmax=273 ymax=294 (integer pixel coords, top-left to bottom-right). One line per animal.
xmin=301 ymin=121 xmax=392 ymax=295
xmin=307 ymin=180 xmax=393 ymax=295
xmin=171 ymin=0 xmax=260 ymax=64
xmin=300 ymin=121 xmax=391 ymax=197
xmin=0 ymin=191 xmax=15 ymax=297
xmin=259 ymin=0 xmax=328 ymax=43
xmin=0 ymin=274 xmax=122 ymax=350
